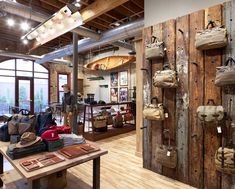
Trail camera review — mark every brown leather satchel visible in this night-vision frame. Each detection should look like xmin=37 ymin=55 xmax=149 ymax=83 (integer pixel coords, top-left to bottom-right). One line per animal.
xmin=195 ymin=20 xmax=228 ymax=50
xmin=143 ymin=97 xmax=165 ymax=121
xmin=156 ymin=129 xmax=177 ymax=169
xmin=93 ymin=116 xmax=107 ymax=128
xmin=197 ymin=99 xmax=224 ymax=122
xmin=145 ymin=36 xmax=165 ymax=60
xmin=113 ymin=112 xmax=124 ymax=128
xmin=215 ymin=57 xmax=235 ymax=86
xmin=153 ymin=64 xmax=178 ymax=88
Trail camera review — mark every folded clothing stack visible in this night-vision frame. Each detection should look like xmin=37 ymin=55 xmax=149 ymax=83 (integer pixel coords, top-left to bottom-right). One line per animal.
xmin=59 ymin=134 xmax=86 ymax=147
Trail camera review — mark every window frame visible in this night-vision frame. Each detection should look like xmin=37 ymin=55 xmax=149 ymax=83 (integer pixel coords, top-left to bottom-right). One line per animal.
xmin=57 ymin=73 xmax=71 ymax=103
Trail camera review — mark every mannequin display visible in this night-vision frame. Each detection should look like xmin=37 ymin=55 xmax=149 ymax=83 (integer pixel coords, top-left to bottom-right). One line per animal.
xmin=61 ymin=84 xmax=75 ymax=127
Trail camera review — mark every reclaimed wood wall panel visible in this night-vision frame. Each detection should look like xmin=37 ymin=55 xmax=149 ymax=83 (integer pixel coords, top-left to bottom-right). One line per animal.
xmin=204 ymin=5 xmax=222 ymax=189
xmin=143 ymin=1 xmax=235 ymax=188
xmin=188 ymin=10 xmax=205 ymax=189
xmin=151 ymin=23 xmax=164 ymax=173
xmin=175 ymin=14 xmax=189 ymax=183
xmin=162 ymin=19 xmax=177 ymax=179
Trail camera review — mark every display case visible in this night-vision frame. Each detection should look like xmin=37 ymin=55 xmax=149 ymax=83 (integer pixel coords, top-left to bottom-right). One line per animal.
xmin=82 ymin=101 xmax=136 ymax=141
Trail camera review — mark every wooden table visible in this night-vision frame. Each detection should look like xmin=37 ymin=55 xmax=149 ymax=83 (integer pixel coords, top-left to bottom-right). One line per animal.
xmin=0 ymin=142 xmax=108 ymax=189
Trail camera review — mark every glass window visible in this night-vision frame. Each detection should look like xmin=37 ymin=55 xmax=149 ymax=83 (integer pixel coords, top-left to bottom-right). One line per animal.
xmin=34 ymin=72 xmax=49 ymax=79
xmin=16 ymin=71 xmax=33 ymax=77
xmin=16 ymin=59 xmax=33 ymax=71
xmin=18 ymin=80 xmax=31 ymax=111
xmin=34 ymin=63 xmax=48 ymax=73
xmin=58 ymin=74 xmax=68 ymax=103
xmin=0 ymin=77 xmax=15 ymax=114
xmin=0 ymin=70 xmax=15 ymax=76
xmin=0 ymin=59 xmax=15 ymax=69
xmin=34 ymin=79 xmax=49 ymax=112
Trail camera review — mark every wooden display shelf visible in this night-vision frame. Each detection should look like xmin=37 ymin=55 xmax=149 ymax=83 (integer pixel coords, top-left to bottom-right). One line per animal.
xmin=83 ymin=124 xmax=136 ymax=141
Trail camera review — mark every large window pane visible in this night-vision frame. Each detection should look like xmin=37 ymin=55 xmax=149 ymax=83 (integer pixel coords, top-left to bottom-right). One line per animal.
xmin=58 ymin=74 xmax=68 ymax=103
xmin=0 ymin=70 xmax=15 ymax=76
xmin=16 ymin=71 xmax=33 ymax=77
xmin=18 ymin=80 xmax=31 ymax=111
xmin=34 ymin=72 xmax=48 ymax=79
xmin=0 ymin=59 xmax=15 ymax=69
xmin=34 ymin=63 xmax=48 ymax=73
xmin=34 ymin=79 xmax=49 ymax=113
xmin=16 ymin=59 xmax=33 ymax=71
xmin=0 ymin=77 xmax=15 ymax=114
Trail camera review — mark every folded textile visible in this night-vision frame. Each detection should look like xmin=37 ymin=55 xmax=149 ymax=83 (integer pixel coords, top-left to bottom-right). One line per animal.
xmin=59 ymin=134 xmax=86 ymax=147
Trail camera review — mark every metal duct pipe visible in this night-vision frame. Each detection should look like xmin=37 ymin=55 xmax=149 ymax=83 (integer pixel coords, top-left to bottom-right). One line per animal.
xmin=36 ymin=18 xmax=144 ymax=64
xmin=0 ymin=0 xmax=100 ymax=40
xmin=0 ymin=50 xmax=72 ymax=65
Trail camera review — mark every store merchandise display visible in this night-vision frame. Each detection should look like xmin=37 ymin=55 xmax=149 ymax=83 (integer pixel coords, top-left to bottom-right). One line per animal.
xmin=59 ymin=133 xmax=86 ymax=146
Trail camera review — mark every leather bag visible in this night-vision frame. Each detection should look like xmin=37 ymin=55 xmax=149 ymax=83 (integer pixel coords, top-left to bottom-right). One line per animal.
xmin=153 ymin=64 xmax=178 ymax=88
xmin=113 ymin=112 xmax=124 ymax=128
xmin=195 ymin=21 xmax=228 ymax=50
xmin=145 ymin=36 xmax=165 ymax=60
xmin=215 ymin=57 xmax=235 ymax=86
xmin=197 ymin=99 xmax=224 ymax=122
xmin=156 ymin=129 xmax=177 ymax=168
xmin=94 ymin=116 xmax=107 ymax=132
xmin=101 ymin=110 xmax=113 ymax=125
xmin=143 ymin=97 xmax=165 ymax=121
xmin=0 ymin=123 xmax=10 ymax=142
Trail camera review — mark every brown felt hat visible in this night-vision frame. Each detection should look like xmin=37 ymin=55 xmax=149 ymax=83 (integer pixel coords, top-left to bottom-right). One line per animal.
xmin=15 ymin=132 xmax=41 ymax=148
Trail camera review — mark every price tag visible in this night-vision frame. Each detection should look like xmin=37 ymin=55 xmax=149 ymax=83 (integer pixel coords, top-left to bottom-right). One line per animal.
xmin=167 ymin=151 xmax=171 ymax=157
xmin=217 ymin=126 xmax=222 ymax=134
xmin=165 ymin=113 xmax=168 ymax=118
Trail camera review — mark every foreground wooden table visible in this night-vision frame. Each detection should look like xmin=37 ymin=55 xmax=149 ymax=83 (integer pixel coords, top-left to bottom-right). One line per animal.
xmin=0 ymin=141 xmax=108 ymax=189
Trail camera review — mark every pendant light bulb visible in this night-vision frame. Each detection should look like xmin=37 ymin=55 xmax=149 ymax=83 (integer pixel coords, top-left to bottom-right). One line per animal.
xmin=21 ymin=22 xmax=30 ymax=31
xmin=7 ymin=18 xmax=15 ymax=27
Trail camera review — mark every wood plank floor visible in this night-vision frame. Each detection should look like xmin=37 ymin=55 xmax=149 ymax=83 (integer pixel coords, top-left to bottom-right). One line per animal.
xmin=2 ymin=131 xmax=196 ymax=189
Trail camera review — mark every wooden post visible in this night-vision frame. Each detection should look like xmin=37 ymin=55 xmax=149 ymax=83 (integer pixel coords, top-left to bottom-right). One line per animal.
xmin=135 ymin=37 xmax=144 ymax=157
xmin=175 ymin=14 xmax=189 ymax=183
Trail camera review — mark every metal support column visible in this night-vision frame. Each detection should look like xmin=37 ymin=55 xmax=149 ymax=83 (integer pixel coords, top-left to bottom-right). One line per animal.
xmin=72 ymin=32 xmax=78 ymax=134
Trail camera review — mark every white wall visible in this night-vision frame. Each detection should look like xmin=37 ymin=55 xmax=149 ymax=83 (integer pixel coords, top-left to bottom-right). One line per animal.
xmin=145 ymin=0 xmax=230 ymax=26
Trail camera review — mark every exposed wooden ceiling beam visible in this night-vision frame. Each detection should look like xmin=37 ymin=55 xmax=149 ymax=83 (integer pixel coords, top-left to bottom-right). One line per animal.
xmin=130 ymin=0 xmax=144 ymax=9
xmin=80 ymin=0 xmax=129 ymax=23
xmin=121 ymin=5 xmax=136 ymax=14
xmin=40 ymin=0 xmax=64 ymax=9
xmin=90 ymin=20 xmax=110 ymax=29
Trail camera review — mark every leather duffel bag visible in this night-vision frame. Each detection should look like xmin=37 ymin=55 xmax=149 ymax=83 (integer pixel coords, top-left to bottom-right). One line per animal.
xmin=153 ymin=64 xmax=178 ymax=88
xmin=143 ymin=97 xmax=165 ymax=121
xmin=197 ymin=99 xmax=224 ymax=122
xmin=145 ymin=36 xmax=165 ymax=60
xmin=215 ymin=147 xmax=235 ymax=175
xmin=215 ymin=57 xmax=235 ymax=86
xmin=195 ymin=20 xmax=228 ymax=50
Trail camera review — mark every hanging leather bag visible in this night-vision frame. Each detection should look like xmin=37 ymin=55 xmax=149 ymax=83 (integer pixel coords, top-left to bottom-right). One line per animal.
xmin=153 ymin=64 xmax=178 ymax=88
xmin=195 ymin=20 xmax=228 ymax=50
xmin=143 ymin=97 xmax=165 ymax=121
xmin=156 ymin=129 xmax=177 ymax=169
xmin=197 ymin=99 xmax=224 ymax=122
xmin=145 ymin=36 xmax=165 ymax=60
xmin=215 ymin=57 xmax=235 ymax=86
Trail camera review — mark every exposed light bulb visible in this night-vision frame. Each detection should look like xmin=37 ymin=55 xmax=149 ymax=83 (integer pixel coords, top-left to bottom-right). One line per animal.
xmin=57 ymin=23 xmax=64 ymax=29
xmin=7 ymin=18 xmax=15 ymax=27
xmin=57 ymin=13 xmax=63 ymax=19
xmin=76 ymin=0 xmax=80 ymax=2
xmin=21 ymin=22 xmax=30 ymax=31
xmin=47 ymin=20 xmax=53 ymax=26
xmin=75 ymin=2 xmax=81 ymax=7
xmin=39 ymin=25 xmax=46 ymax=32
xmin=49 ymin=28 xmax=55 ymax=35
xmin=22 ymin=39 xmax=28 ymax=45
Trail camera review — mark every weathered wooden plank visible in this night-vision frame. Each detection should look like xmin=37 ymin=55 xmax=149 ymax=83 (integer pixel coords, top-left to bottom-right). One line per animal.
xmin=188 ymin=10 xmax=205 ymax=189
xmin=143 ymin=26 xmax=153 ymax=170
xmin=175 ymin=14 xmax=189 ymax=183
xmin=151 ymin=23 xmax=164 ymax=174
xmin=204 ymin=4 xmax=223 ymax=189
xmin=162 ymin=19 xmax=177 ymax=179
xmin=221 ymin=1 xmax=235 ymax=188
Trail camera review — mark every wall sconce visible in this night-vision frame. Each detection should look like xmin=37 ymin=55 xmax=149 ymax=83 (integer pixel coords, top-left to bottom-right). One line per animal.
xmin=22 ymin=4 xmax=83 ymax=47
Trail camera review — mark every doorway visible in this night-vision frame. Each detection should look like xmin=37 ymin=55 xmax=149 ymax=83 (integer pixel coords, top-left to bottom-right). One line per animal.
xmin=16 ymin=77 xmax=34 ymax=113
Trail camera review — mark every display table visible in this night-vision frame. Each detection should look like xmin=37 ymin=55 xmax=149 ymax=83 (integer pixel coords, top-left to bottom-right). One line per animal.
xmin=0 ymin=141 xmax=108 ymax=189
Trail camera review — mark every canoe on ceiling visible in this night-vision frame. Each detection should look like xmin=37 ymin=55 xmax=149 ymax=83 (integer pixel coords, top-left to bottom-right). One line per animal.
xmin=84 ymin=56 xmax=136 ymax=71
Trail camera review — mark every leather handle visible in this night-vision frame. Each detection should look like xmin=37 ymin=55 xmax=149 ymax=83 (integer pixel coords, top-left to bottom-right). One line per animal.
xmin=207 ymin=99 xmax=216 ymax=105
xmin=225 ymin=57 xmax=235 ymax=67
xmin=163 ymin=129 xmax=171 ymax=149
xmin=206 ymin=20 xmax=216 ymax=29
xmin=163 ymin=64 xmax=170 ymax=70
xmin=151 ymin=97 xmax=159 ymax=104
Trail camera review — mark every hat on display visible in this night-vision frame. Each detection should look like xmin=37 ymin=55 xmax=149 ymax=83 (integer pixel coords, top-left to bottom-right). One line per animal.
xmin=61 ymin=84 xmax=69 ymax=89
xmin=15 ymin=132 xmax=42 ymax=148
xmin=41 ymin=130 xmax=59 ymax=141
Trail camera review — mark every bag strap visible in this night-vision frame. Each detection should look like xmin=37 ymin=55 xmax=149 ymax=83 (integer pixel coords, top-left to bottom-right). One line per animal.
xmin=206 ymin=20 xmax=216 ymax=29
xmin=225 ymin=57 xmax=235 ymax=67
xmin=207 ymin=99 xmax=216 ymax=105
xmin=163 ymin=129 xmax=171 ymax=149
xmin=151 ymin=97 xmax=159 ymax=104
xmin=163 ymin=64 xmax=170 ymax=70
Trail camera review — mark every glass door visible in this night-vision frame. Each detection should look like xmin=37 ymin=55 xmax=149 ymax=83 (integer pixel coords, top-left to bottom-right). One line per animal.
xmin=16 ymin=77 xmax=34 ymax=113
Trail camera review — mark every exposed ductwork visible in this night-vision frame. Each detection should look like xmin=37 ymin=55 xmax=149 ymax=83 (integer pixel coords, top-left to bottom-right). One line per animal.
xmin=0 ymin=50 xmax=72 ymax=65
xmin=36 ymin=18 xmax=144 ymax=64
xmin=0 ymin=0 xmax=100 ymax=40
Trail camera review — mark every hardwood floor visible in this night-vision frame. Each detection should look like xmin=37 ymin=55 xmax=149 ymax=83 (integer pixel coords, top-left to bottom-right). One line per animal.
xmin=2 ymin=131 xmax=196 ymax=189
xmin=68 ymin=131 xmax=196 ymax=189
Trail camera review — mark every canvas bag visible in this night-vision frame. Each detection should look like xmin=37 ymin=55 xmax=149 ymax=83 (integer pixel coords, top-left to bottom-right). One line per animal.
xmin=156 ymin=129 xmax=177 ymax=169
xmin=153 ymin=64 xmax=178 ymax=88
xmin=195 ymin=20 xmax=228 ymax=50
xmin=215 ymin=57 xmax=235 ymax=86
xmin=143 ymin=97 xmax=165 ymax=121
xmin=197 ymin=99 xmax=224 ymax=122
xmin=145 ymin=36 xmax=165 ymax=60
